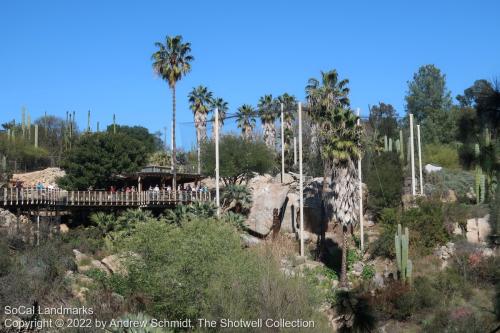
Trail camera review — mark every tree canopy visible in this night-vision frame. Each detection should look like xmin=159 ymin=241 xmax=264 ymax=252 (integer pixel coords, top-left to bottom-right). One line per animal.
xmin=58 ymin=132 xmax=149 ymax=190
xmin=201 ymin=135 xmax=275 ymax=184
xmin=105 ymin=125 xmax=162 ymax=153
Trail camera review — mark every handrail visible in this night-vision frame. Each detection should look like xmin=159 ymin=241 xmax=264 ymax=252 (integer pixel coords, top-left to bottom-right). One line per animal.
xmin=0 ymin=188 xmax=212 ymax=207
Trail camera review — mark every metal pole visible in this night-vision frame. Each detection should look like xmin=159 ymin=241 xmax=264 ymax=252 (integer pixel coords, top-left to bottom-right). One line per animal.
xmin=293 ymin=137 xmax=297 ymax=165
xmin=298 ymin=102 xmax=304 ymax=257
xmin=215 ymin=108 xmax=220 ymax=218
xmin=357 ymin=108 xmax=364 ymax=252
xmin=417 ymin=124 xmax=423 ymax=196
xmin=34 ymin=124 xmax=38 ymax=148
xmin=281 ymin=103 xmax=285 ymax=182
xmin=410 ymin=114 xmax=416 ymax=196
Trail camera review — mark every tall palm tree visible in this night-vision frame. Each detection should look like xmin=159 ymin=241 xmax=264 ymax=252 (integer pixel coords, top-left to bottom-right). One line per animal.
xmin=258 ymin=94 xmax=278 ymax=148
xmin=277 ymin=93 xmax=298 ymax=163
xmin=236 ymin=104 xmax=256 ymax=140
xmin=210 ymin=97 xmax=228 ymax=140
xmin=188 ymin=85 xmax=213 ymax=173
xmin=152 ymin=35 xmax=194 ymax=194
xmin=306 ymin=70 xmax=360 ymax=287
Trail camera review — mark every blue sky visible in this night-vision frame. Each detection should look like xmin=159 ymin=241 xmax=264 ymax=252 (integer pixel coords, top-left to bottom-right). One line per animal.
xmin=1 ymin=0 xmax=499 ymax=148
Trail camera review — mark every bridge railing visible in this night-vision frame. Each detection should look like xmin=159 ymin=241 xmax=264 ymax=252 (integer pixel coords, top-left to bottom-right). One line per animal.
xmin=1 ymin=188 xmax=212 ymax=207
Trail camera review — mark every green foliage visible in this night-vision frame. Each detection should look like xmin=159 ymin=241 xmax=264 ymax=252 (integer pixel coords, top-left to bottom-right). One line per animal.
xmin=162 ymin=202 xmax=217 ymax=225
xmin=106 ymin=125 xmax=162 ymax=153
xmin=405 ymin=64 xmax=455 ymax=144
xmin=423 ymin=143 xmax=460 ymax=170
xmin=220 ymin=211 xmax=246 ymax=230
xmin=361 ymin=265 xmax=375 ymax=281
xmin=363 ymin=151 xmax=403 ymax=217
xmin=200 ymin=135 xmax=275 ymax=184
xmin=368 ymin=102 xmax=399 ymax=138
xmin=58 ymin=132 xmax=149 ymax=190
xmin=423 ymin=308 xmax=495 ymax=333
xmin=147 ymin=151 xmax=171 ymax=167
xmin=221 ymin=184 xmax=252 ymax=214
xmin=372 ymin=200 xmax=451 ymax=258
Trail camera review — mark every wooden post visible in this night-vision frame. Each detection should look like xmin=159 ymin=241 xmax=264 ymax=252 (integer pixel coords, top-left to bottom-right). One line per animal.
xmin=215 ymin=107 xmax=220 ymax=218
xmin=281 ymin=103 xmax=285 ymax=182
xmin=410 ymin=114 xmax=416 ymax=196
xmin=417 ymin=124 xmax=423 ymax=196
xmin=357 ymin=108 xmax=364 ymax=253
xmin=298 ymin=102 xmax=304 ymax=257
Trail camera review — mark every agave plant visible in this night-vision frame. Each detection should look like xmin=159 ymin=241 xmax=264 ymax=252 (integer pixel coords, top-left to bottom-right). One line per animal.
xmin=222 ymin=211 xmax=246 ymax=230
xmin=162 ymin=202 xmax=217 ymax=224
xmin=221 ymin=184 xmax=252 ymax=214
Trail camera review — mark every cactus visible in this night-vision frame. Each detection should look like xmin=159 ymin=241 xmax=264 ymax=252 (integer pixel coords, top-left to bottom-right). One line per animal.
xmin=97 ymin=121 xmax=100 ymax=132
xmin=395 ymin=139 xmax=400 ymax=153
xmin=113 ymin=114 xmax=116 ymax=134
xmin=34 ymin=124 xmax=38 ymax=148
xmin=384 ymin=135 xmax=388 ymax=152
xmin=389 ymin=138 xmax=393 ymax=152
xmin=474 ymin=143 xmax=486 ymax=204
xmin=395 ymin=224 xmax=412 ymax=283
xmin=21 ymin=107 xmax=26 ymax=137
xmin=485 ymin=128 xmax=491 ymax=146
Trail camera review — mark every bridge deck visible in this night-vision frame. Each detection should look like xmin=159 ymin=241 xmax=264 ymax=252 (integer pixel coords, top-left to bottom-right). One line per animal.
xmin=1 ymin=188 xmax=211 ymax=208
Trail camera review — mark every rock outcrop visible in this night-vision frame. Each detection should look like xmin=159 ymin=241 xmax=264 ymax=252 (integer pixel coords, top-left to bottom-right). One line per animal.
xmin=11 ymin=167 xmax=65 ymax=188
xmin=245 ymin=177 xmax=290 ymax=236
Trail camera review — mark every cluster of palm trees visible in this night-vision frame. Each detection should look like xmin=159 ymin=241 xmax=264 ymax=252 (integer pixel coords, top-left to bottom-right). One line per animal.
xmin=152 ymin=35 xmax=361 ymax=288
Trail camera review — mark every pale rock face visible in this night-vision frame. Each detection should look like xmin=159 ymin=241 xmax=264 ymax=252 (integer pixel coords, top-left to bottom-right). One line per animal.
xmin=465 ymin=215 xmax=491 ymax=244
xmin=424 ymin=164 xmax=442 ymax=174
xmin=245 ymin=181 xmax=289 ymax=236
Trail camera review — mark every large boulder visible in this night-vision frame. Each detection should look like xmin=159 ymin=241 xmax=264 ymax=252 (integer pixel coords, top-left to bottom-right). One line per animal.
xmin=465 ymin=215 xmax=491 ymax=244
xmin=101 ymin=252 xmax=139 ymax=275
xmin=273 ymin=173 xmax=296 ymax=185
xmin=424 ymin=164 xmax=442 ymax=174
xmin=73 ymin=249 xmax=110 ymax=275
xmin=245 ymin=181 xmax=289 ymax=236
xmin=281 ymin=192 xmax=299 ymax=233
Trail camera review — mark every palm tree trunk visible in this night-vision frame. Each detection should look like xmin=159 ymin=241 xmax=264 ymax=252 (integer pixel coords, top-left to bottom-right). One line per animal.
xmin=341 ymin=225 xmax=349 ymax=287
xmin=319 ymin=160 xmax=332 ymax=258
xmin=172 ymin=86 xmax=177 ymax=200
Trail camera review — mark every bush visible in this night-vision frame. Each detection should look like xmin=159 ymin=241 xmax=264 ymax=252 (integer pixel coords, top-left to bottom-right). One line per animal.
xmin=107 ymin=217 xmax=327 ymax=327
xmin=361 ymin=265 xmax=375 ymax=280
xmin=371 ymin=199 xmax=451 ymax=258
xmin=363 ymin=151 xmax=403 ymax=217
xmin=423 ymin=308 xmax=496 ymax=333
xmin=423 ymin=143 xmax=460 ymax=170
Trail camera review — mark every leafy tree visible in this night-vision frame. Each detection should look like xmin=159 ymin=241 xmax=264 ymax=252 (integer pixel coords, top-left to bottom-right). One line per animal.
xmin=201 ymin=135 xmax=275 ymax=185
xmin=306 ymin=69 xmax=361 ymax=287
xmin=236 ymin=104 xmax=256 ymax=139
xmin=405 ymin=64 xmax=454 ymax=143
xmin=152 ymin=35 xmax=194 ymax=194
xmin=209 ymin=97 xmax=228 ymax=140
xmin=58 ymin=132 xmax=148 ymax=189
xmin=258 ymin=94 xmax=278 ymax=149
xmin=106 ymin=125 xmax=162 ymax=153
xmin=368 ymin=102 xmax=398 ymax=139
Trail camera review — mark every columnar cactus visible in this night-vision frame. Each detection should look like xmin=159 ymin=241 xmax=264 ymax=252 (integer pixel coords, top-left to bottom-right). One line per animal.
xmin=389 ymin=138 xmax=393 ymax=152
xmin=395 ymin=224 xmax=412 ymax=283
xmin=474 ymin=143 xmax=486 ymax=203
xmin=384 ymin=135 xmax=388 ymax=152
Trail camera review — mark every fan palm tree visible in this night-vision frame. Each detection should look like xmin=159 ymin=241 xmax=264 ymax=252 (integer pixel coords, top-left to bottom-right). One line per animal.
xmin=152 ymin=35 xmax=194 ymax=195
xmin=258 ymin=94 xmax=278 ymax=149
xmin=210 ymin=97 xmax=228 ymax=140
xmin=189 ymin=85 xmax=213 ymax=173
xmin=236 ymin=104 xmax=256 ymax=140
xmin=306 ymin=70 xmax=361 ymax=287
xmin=277 ymin=93 xmax=298 ymax=165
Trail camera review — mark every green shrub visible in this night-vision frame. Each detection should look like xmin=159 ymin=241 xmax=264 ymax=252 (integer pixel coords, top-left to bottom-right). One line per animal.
xmin=361 ymin=265 xmax=375 ymax=280
xmin=423 ymin=143 xmax=460 ymax=170
xmin=371 ymin=200 xmax=451 ymax=258
xmin=423 ymin=308 xmax=495 ymax=333
xmin=363 ymin=151 xmax=403 ymax=217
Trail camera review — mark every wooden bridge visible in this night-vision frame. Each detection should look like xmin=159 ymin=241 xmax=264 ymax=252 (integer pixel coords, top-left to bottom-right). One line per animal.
xmin=1 ymin=188 xmax=212 ymax=208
